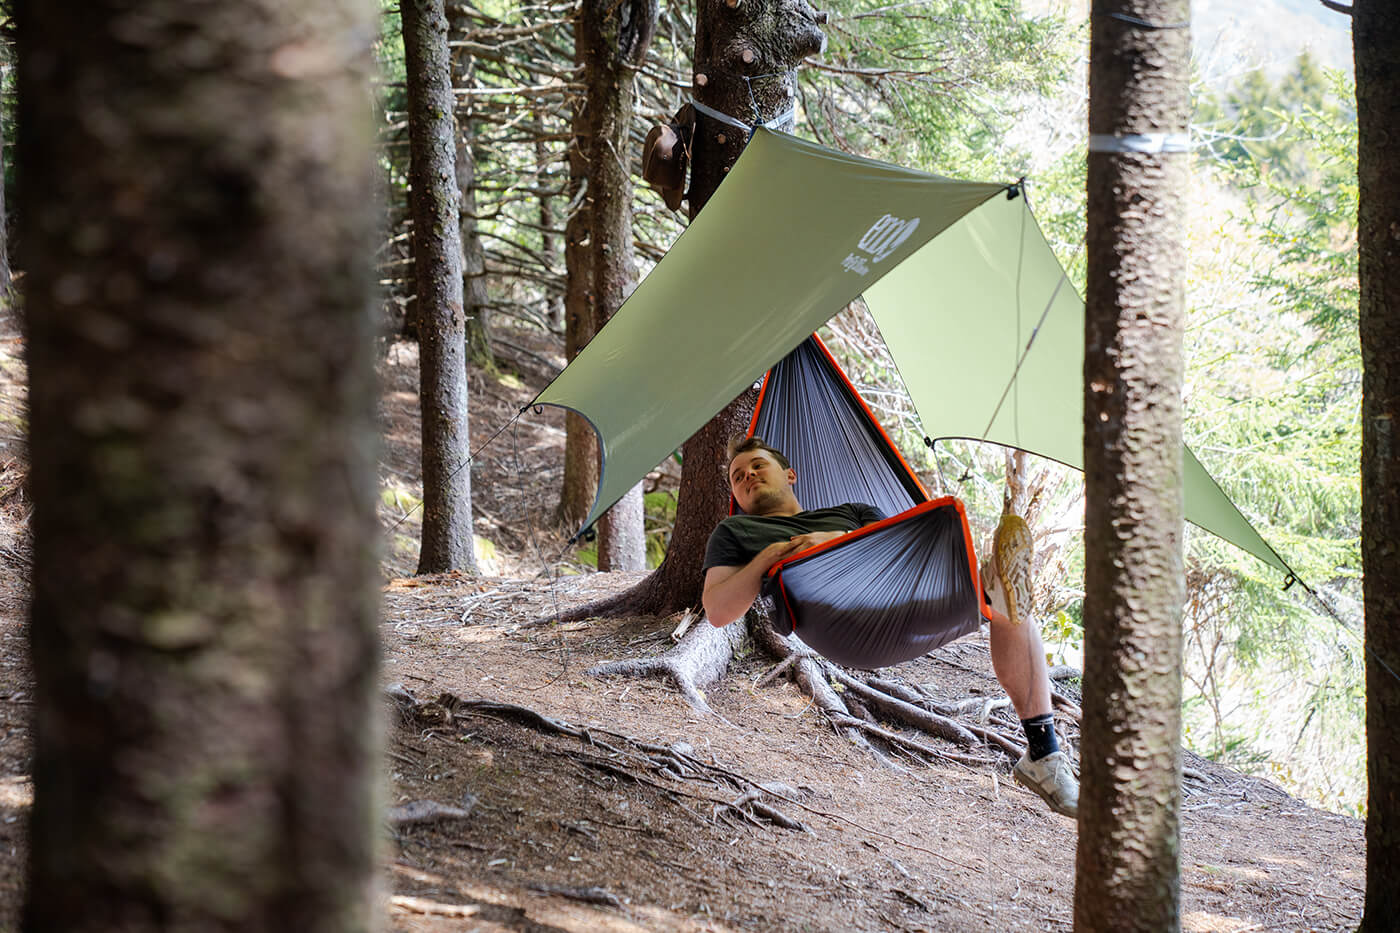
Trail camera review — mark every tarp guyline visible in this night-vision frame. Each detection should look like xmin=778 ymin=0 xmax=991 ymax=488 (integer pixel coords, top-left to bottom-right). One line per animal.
xmin=531 ymin=127 xmax=1293 ymax=579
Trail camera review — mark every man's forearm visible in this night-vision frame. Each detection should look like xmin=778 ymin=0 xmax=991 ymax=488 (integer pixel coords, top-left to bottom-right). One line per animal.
xmin=702 ymin=561 xmax=770 ymax=627
xmin=702 ymin=539 xmax=802 ymax=627
xmin=702 ymin=529 xmax=859 ymax=626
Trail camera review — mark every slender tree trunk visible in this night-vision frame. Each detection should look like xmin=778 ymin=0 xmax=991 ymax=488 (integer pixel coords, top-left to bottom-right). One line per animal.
xmin=448 ymin=31 xmax=494 ymax=372
xmin=18 ymin=1 xmax=381 ymax=930
xmin=1355 ymin=1 xmax=1400 ymax=927
xmin=598 ymin=482 xmax=646 ymax=570
xmin=1075 ymin=2 xmax=1190 ymax=931
xmin=536 ymin=131 xmax=566 ymax=333
xmin=404 ymin=0 xmax=478 ymax=574
xmin=563 ymin=0 xmax=657 ymax=570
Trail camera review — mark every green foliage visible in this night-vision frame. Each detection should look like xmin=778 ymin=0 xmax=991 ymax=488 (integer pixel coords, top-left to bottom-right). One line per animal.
xmin=1195 ymin=52 xmax=1345 ymax=184
xmin=1175 ymin=65 xmax=1363 ymax=812
xmin=801 ymin=0 xmax=1078 ymax=179
xmin=644 ymin=489 xmax=677 ymax=569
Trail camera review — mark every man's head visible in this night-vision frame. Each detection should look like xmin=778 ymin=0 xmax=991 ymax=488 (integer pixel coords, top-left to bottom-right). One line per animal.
xmin=727 ymin=435 xmax=800 ymax=516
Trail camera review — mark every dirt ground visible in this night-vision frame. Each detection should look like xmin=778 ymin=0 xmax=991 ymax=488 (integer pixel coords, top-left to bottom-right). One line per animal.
xmin=0 ymin=310 xmax=1367 ymax=931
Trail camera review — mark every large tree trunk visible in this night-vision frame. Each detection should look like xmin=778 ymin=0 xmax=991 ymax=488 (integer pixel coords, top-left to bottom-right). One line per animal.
xmin=563 ymin=0 xmax=657 ymax=571
xmin=404 ymin=0 xmax=479 ymax=574
xmin=1355 ymin=1 xmax=1400 ymax=927
xmin=1075 ymin=2 xmax=1190 ymax=931
xmin=18 ymin=1 xmax=381 ymax=930
xmin=575 ymin=0 xmax=827 ymax=614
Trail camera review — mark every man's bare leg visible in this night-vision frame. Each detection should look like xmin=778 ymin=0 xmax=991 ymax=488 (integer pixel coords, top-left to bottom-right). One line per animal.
xmin=989 ymin=611 xmax=1053 ymax=720
xmin=981 ymin=553 xmax=1078 ymax=817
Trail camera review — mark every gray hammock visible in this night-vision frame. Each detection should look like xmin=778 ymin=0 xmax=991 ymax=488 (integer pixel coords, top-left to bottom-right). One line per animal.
xmin=742 ymin=335 xmax=990 ymax=669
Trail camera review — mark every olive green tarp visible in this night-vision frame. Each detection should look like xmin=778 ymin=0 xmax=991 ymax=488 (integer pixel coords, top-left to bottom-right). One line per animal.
xmin=533 ymin=127 xmax=1290 ymax=576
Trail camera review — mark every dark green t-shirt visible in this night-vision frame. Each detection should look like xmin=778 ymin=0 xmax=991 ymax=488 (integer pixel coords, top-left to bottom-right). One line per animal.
xmin=702 ymin=503 xmax=885 ymax=571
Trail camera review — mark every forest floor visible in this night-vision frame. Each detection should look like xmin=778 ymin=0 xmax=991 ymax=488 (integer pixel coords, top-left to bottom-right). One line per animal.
xmin=0 ymin=307 xmax=1368 ymax=931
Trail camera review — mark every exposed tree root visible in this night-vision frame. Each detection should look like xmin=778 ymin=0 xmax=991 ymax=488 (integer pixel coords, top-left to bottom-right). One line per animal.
xmin=559 ymin=596 xmax=1037 ymax=779
xmin=387 ymin=799 xmax=476 ymax=827
xmin=828 ymin=715 xmax=1000 ymax=768
xmin=745 ymin=614 xmax=883 ymax=758
xmin=555 ymin=570 xmax=680 ymax=623
xmin=386 ymin=682 xmax=813 ymax=836
xmin=828 ymin=668 xmax=981 ymax=748
xmin=585 ymin=614 xmax=748 ymax=715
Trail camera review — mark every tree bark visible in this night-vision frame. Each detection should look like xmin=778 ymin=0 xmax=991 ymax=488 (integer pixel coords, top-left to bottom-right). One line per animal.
xmin=1355 ymin=1 xmax=1400 ymax=928
xmin=0 ymin=68 xmax=10 ymax=307
xmin=17 ymin=1 xmax=381 ymax=930
xmin=404 ymin=0 xmax=478 ymax=574
xmin=562 ymin=0 xmax=657 ymax=570
xmin=448 ymin=27 xmax=495 ymax=372
xmin=1075 ymin=2 xmax=1190 ymax=931
xmin=577 ymin=0 xmax=827 ymax=614
xmin=556 ymin=23 xmax=601 ymax=534
xmin=598 ymin=481 xmax=646 ymax=570
xmin=537 ymin=133 xmax=566 ymax=333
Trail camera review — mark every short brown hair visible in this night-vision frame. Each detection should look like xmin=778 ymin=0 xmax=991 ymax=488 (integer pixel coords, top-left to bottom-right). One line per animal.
xmin=726 ymin=434 xmax=790 ymax=470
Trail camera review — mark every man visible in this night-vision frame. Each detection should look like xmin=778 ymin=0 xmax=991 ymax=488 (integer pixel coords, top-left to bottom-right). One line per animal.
xmin=702 ymin=435 xmax=1079 ymax=818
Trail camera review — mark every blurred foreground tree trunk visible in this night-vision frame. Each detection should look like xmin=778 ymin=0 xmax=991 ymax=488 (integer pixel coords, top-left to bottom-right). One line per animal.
xmin=404 ymin=0 xmax=479 ymax=574
xmin=18 ymin=1 xmax=381 ymax=930
xmin=1075 ymin=1 xmax=1190 ymax=931
xmin=1355 ymin=1 xmax=1400 ymax=928
xmin=0 ymin=31 xmax=12 ymax=306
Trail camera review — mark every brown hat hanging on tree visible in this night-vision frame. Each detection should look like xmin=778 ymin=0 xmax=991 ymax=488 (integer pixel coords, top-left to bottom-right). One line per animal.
xmin=641 ymin=103 xmax=696 ymax=212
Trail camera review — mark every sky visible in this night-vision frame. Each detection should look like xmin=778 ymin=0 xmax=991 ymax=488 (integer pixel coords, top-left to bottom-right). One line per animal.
xmin=1022 ymin=0 xmax=1354 ymax=79
xmin=1193 ymin=0 xmax=1353 ymax=79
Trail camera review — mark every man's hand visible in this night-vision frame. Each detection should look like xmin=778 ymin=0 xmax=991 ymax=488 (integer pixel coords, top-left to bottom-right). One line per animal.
xmin=784 ymin=530 xmax=845 ymax=553
xmin=702 ymin=530 xmax=853 ymax=628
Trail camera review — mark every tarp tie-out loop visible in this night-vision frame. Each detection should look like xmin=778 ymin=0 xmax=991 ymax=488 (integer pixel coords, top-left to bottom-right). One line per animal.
xmin=1102 ymin=10 xmax=1189 ymax=29
xmin=1006 ymin=178 xmax=1025 ymax=200
xmin=1283 ymin=573 xmax=1297 ymax=591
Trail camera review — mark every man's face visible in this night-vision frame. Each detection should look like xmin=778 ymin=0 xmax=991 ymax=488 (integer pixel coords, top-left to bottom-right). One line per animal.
xmin=728 ymin=449 xmax=797 ymax=515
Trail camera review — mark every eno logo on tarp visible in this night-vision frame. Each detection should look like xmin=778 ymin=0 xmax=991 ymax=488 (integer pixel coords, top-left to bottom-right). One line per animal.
xmin=842 ymin=214 xmax=920 ymax=275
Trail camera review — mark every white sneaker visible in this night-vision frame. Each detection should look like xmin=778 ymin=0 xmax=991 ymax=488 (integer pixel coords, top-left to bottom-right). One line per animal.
xmin=1013 ymin=750 xmax=1079 ymax=818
